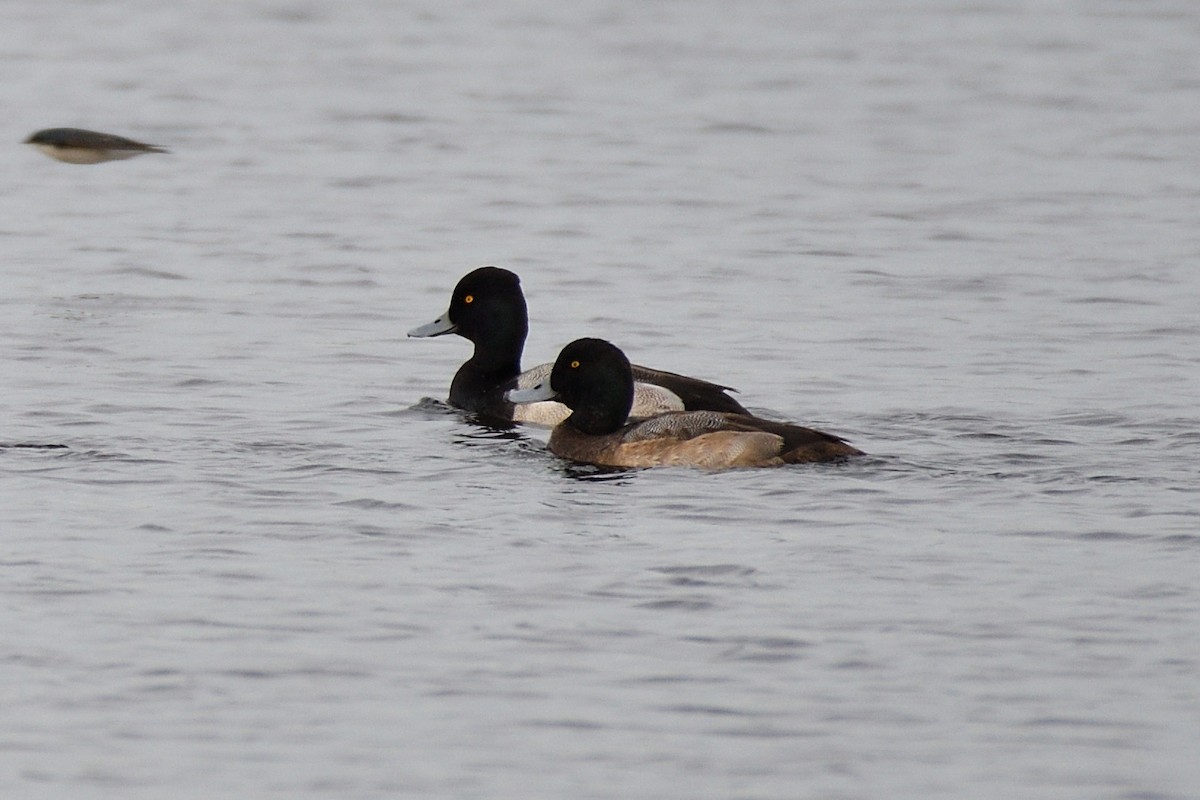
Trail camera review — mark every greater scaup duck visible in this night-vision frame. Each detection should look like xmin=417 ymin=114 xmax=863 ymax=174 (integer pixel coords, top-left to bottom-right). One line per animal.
xmin=408 ymin=267 xmax=750 ymax=424
xmin=24 ymin=128 xmax=169 ymax=164
xmin=507 ymin=338 xmax=863 ymax=469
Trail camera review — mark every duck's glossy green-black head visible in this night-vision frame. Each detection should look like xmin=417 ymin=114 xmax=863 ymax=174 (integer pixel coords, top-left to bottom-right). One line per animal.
xmin=550 ymin=338 xmax=636 ymax=435
xmin=408 ymin=266 xmax=528 ymax=347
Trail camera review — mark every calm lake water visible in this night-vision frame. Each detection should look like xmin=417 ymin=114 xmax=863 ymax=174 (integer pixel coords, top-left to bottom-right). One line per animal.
xmin=3 ymin=2 xmax=1199 ymax=798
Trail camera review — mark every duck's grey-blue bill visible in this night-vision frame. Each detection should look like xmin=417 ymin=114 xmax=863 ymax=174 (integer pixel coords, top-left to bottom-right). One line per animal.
xmin=407 ymin=312 xmax=456 ymax=338
xmin=506 ymin=382 xmax=557 ymax=404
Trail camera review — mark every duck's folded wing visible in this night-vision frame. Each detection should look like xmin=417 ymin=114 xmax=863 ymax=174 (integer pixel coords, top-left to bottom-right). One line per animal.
xmin=629 ymin=364 xmax=749 ymax=414
xmin=621 ymin=411 xmax=732 ymax=443
xmin=622 ymin=411 xmax=861 ymax=456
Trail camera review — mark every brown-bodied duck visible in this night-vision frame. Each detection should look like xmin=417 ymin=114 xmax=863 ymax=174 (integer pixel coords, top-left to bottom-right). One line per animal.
xmin=507 ymin=338 xmax=863 ymax=469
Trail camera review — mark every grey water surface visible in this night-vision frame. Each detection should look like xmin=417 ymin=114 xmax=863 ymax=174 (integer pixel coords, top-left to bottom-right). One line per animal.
xmin=2 ymin=2 xmax=1198 ymax=798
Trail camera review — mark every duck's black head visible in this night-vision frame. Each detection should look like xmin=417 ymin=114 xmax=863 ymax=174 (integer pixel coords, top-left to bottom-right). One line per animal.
xmin=551 ymin=338 xmax=636 ymax=435
xmin=445 ymin=267 xmax=527 ymax=348
xmin=409 ymin=266 xmax=529 ymax=373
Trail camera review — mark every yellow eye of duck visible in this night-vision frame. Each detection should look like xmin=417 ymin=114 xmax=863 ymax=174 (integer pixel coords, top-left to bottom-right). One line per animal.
xmin=463 ymin=294 xmax=474 ymax=304
xmin=570 ymin=360 xmax=580 ymax=368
